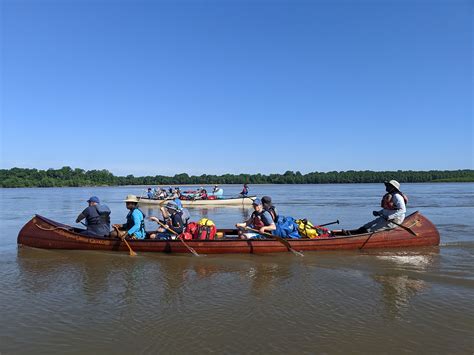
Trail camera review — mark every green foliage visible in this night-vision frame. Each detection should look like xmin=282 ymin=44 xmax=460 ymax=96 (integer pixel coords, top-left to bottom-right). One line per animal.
xmin=0 ymin=167 xmax=473 ymax=188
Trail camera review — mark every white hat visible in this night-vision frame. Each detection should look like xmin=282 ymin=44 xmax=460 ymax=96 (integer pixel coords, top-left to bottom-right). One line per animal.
xmin=385 ymin=180 xmax=401 ymax=191
xmin=124 ymin=194 xmax=139 ymax=203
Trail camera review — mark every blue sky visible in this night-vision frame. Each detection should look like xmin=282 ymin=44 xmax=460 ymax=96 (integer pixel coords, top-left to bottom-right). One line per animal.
xmin=1 ymin=0 xmax=472 ymax=176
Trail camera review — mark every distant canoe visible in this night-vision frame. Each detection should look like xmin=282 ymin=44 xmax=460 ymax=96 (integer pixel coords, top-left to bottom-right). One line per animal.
xmin=137 ymin=196 xmax=256 ymax=207
xmin=18 ymin=212 xmax=439 ymax=254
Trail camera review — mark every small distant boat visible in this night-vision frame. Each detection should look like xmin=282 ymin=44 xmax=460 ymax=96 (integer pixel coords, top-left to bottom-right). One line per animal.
xmin=137 ymin=195 xmax=256 ymax=207
xmin=18 ymin=212 xmax=440 ymax=254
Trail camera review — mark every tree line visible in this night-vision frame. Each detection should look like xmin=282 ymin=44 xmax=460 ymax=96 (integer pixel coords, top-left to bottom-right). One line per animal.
xmin=0 ymin=167 xmax=473 ymax=188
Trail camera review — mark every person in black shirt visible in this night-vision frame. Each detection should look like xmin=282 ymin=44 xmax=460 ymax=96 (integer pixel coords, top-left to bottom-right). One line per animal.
xmin=149 ymin=201 xmax=185 ymax=239
xmin=76 ymin=196 xmax=111 ymax=237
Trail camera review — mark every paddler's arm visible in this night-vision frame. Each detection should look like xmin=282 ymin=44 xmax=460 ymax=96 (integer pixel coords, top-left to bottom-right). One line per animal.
xmin=75 ymin=213 xmax=85 ymax=223
xmin=75 ymin=207 xmax=89 ymax=223
xmin=259 ymin=223 xmax=276 ymax=234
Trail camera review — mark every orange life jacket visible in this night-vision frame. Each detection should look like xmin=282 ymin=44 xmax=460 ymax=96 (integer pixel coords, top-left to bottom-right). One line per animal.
xmin=381 ymin=192 xmax=408 ymax=210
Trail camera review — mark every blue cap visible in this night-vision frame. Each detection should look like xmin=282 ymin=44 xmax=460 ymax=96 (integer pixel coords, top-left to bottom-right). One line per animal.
xmin=252 ymin=198 xmax=262 ymax=206
xmin=87 ymin=196 xmax=100 ymax=203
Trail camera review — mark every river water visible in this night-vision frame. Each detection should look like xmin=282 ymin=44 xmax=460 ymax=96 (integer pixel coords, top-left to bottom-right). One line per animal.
xmin=0 ymin=183 xmax=473 ymax=354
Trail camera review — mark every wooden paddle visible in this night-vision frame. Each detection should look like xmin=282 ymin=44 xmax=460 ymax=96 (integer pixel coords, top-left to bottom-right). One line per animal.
xmin=387 ymin=219 xmax=418 ymax=236
xmin=377 ymin=212 xmax=418 ymax=236
xmin=155 ymin=220 xmax=200 ymax=257
xmin=244 ymin=227 xmax=304 ymax=257
xmin=113 ymin=225 xmax=137 ymax=256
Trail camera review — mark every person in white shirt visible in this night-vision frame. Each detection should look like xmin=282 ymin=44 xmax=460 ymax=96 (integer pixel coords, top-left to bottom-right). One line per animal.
xmin=358 ymin=180 xmax=408 ymax=233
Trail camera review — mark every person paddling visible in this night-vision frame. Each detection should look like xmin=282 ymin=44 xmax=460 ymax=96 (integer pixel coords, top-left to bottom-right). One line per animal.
xmin=76 ymin=196 xmax=111 ymax=237
xmin=149 ymin=201 xmax=185 ymax=239
xmin=357 ymin=180 xmax=407 ymax=233
xmin=112 ymin=195 xmax=146 ymax=239
xmin=236 ymin=198 xmax=276 ymax=239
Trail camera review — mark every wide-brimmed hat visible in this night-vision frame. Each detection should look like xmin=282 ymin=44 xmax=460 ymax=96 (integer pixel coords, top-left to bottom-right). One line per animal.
xmin=384 ymin=180 xmax=401 ymax=191
xmin=261 ymin=196 xmax=272 ymax=205
xmin=165 ymin=201 xmax=178 ymax=210
xmin=124 ymin=194 xmax=139 ymax=203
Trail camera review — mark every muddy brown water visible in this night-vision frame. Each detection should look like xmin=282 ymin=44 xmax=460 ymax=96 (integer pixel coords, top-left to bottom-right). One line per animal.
xmin=1 ymin=184 xmax=473 ymax=353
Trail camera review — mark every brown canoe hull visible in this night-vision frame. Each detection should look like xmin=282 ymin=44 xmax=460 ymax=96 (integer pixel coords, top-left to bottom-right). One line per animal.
xmin=17 ymin=212 xmax=440 ymax=254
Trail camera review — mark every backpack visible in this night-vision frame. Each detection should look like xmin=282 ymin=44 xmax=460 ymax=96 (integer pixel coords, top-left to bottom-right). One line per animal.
xmin=196 ymin=218 xmax=217 ymax=240
xmin=275 ymin=216 xmax=301 ymax=239
xmin=295 ymin=219 xmax=319 ymax=239
xmin=314 ymin=226 xmax=332 ymax=238
xmin=185 ymin=222 xmax=199 ymax=237
xmin=179 ymin=232 xmax=193 ymax=240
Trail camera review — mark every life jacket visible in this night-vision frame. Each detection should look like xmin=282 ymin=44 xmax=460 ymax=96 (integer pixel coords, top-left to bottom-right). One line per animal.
xmin=381 ymin=192 xmax=408 ymax=210
xmin=251 ymin=211 xmax=266 ymax=229
xmin=125 ymin=208 xmax=145 ymax=235
xmin=295 ymin=219 xmax=318 ymax=239
xmin=264 ymin=206 xmax=279 ymax=223
xmin=84 ymin=205 xmax=111 ymax=236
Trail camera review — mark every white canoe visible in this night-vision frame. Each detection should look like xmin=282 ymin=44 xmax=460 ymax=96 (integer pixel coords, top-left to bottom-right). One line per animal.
xmin=137 ymin=196 xmax=256 ymax=207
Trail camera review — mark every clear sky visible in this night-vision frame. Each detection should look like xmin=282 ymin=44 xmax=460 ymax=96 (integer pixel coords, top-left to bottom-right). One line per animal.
xmin=1 ymin=0 xmax=472 ymax=176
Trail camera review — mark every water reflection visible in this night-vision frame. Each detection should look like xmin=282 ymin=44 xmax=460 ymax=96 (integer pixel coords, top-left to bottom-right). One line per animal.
xmin=371 ymin=250 xmax=438 ymax=319
xmin=374 ymin=274 xmax=428 ymax=319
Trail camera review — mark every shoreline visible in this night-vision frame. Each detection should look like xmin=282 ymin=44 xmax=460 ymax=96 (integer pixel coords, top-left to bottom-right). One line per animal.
xmin=1 ymin=181 xmax=473 ymax=189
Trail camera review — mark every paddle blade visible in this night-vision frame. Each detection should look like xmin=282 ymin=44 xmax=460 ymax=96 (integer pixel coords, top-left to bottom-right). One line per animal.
xmin=291 ymin=248 xmax=304 ymax=257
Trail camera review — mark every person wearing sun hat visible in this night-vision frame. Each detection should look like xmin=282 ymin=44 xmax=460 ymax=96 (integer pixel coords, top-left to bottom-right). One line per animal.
xmin=75 ymin=196 xmax=111 ymax=236
xmin=149 ymin=200 xmax=186 ymax=239
xmin=112 ymin=195 xmax=146 ymax=239
xmin=235 ymin=198 xmax=276 ymax=239
xmin=357 ymin=180 xmax=408 ymax=233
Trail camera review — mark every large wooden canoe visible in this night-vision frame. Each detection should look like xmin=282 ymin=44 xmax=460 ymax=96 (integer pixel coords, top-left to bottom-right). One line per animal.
xmin=18 ymin=212 xmax=439 ymax=254
xmin=137 ymin=195 xmax=256 ymax=207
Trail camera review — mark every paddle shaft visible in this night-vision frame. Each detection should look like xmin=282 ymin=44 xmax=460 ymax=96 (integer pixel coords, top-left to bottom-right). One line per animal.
xmin=376 ymin=213 xmax=418 ymax=236
xmin=244 ymin=227 xmax=304 ymax=257
xmin=387 ymin=219 xmax=418 ymax=236
xmin=156 ymin=220 xmax=199 ymax=256
xmin=113 ymin=226 xmax=137 ymax=256
xmin=316 ymin=220 xmax=339 ymax=228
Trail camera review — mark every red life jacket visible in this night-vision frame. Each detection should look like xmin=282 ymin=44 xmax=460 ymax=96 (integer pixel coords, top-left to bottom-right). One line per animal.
xmin=251 ymin=211 xmax=266 ymax=229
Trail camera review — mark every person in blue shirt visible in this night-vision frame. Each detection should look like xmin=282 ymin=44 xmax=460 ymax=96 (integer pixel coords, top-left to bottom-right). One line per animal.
xmin=147 ymin=188 xmax=154 ymax=199
xmin=112 ymin=195 xmax=146 ymax=239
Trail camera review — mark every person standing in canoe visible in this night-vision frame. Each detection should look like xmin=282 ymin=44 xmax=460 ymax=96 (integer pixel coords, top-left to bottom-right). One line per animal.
xmin=358 ymin=180 xmax=408 ymax=233
xmin=76 ymin=196 xmax=111 ymax=237
xmin=236 ymin=198 xmax=276 ymax=239
xmin=240 ymin=184 xmax=249 ymax=197
xmin=112 ymin=195 xmax=146 ymax=239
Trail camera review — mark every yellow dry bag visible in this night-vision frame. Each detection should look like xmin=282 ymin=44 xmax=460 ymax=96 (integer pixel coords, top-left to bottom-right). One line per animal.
xmin=296 ymin=219 xmax=318 ymax=239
